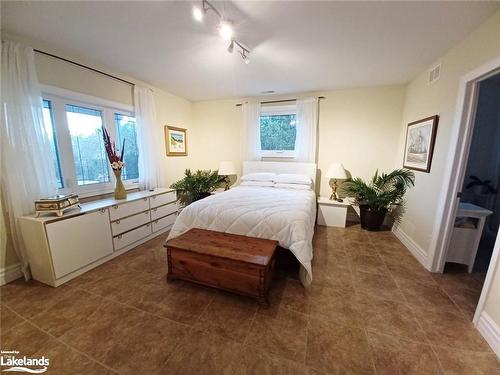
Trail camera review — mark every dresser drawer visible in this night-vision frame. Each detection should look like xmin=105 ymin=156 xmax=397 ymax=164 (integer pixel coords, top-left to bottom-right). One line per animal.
xmin=109 ymin=198 xmax=149 ymax=221
xmin=111 ymin=210 xmax=151 ymax=236
xmin=152 ymin=213 xmax=176 ymax=233
xmin=151 ymin=202 xmax=178 ymax=221
xmin=113 ymin=223 xmax=152 ymax=251
xmin=150 ymin=191 xmax=177 ymax=209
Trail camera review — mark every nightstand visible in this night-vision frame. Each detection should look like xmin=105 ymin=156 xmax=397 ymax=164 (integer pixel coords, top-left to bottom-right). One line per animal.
xmin=317 ymin=196 xmax=351 ymax=228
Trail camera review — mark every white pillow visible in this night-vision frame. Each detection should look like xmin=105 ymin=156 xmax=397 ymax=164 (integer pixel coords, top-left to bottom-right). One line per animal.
xmin=240 ymin=181 xmax=275 ymax=187
xmin=274 ymin=173 xmax=312 ymax=185
xmin=274 ymin=183 xmax=312 ymax=190
xmin=240 ymin=173 xmax=277 ymax=182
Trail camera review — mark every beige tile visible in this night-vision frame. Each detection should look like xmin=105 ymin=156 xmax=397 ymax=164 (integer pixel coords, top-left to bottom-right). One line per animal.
xmin=267 ymin=278 xmax=311 ymax=315
xmin=228 ymin=345 xmax=310 ymax=375
xmin=396 ymin=279 xmax=461 ymax=313
xmin=0 ymin=304 xmax=25 ymax=333
xmin=163 ymin=330 xmax=242 ymax=375
xmin=0 ymin=321 xmax=55 ymax=356
xmin=355 ymin=294 xmax=427 ymax=342
xmin=1 ymin=280 xmax=75 ymax=319
xmin=246 ymin=307 xmax=308 ymax=362
xmin=306 ymin=317 xmax=375 ymax=374
xmin=31 ymin=288 xmax=105 ymax=338
xmin=387 ymin=262 xmax=438 ymax=287
xmin=59 ymin=301 xmax=187 ymax=374
xmin=352 ymin=270 xmax=405 ymax=302
xmin=433 ymin=346 xmax=500 ymax=375
xmin=194 ymin=292 xmax=257 ymax=342
xmin=412 ymin=307 xmax=491 ymax=352
xmin=309 ymin=286 xmax=363 ymax=327
xmin=349 ymin=254 xmax=389 ymax=275
xmin=368 ymin=332 xmax=443 ymax=374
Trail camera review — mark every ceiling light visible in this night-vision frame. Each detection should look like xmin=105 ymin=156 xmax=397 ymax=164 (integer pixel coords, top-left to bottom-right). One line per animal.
xmin=227 ymin=40 xmax=234 ymax=53
xmin=218 ymin=21 xmax=233 ymax=41
xmin=193 ymin=6 xmax=204 ymax=21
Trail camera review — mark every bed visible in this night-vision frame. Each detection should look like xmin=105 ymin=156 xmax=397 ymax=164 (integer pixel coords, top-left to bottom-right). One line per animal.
xmin=167 ymin=161 xmax=317 ymax=286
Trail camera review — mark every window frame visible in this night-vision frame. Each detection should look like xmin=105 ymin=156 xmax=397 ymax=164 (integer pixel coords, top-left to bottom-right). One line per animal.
xmin=259 ymin=104 xmax=297 ymax=158
xmin=41 ymin=85 xmax=138 ymax=198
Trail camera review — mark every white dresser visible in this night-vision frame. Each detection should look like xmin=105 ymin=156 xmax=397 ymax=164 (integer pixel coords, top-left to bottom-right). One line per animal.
xmin=19 ymin=188 xmax=178 ymax=286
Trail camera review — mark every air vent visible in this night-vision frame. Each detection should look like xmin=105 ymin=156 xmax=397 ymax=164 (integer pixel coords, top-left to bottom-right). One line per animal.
xmin=429 ymin=64 xmax=441 ymax=84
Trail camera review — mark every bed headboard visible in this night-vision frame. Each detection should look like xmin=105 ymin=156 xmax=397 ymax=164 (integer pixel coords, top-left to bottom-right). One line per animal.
xmin=242 ymin=161 xmax=318 ymax=186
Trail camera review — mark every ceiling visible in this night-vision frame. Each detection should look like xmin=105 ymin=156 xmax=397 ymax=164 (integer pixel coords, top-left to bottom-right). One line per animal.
xmin=2 ymin=1 xmax=499 ymax=101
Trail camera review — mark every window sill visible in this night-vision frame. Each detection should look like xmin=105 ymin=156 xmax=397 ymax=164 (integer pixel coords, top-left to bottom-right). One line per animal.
xmin=62 ymin=183 xmax=139 ymax=201
xmin=261 ymin=153 xmax=296 ymax=159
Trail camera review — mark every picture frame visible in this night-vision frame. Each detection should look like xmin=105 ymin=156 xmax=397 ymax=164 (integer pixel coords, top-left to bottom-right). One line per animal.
xmin=403 ymin=115 xmax=439 ymax=173
xmin=165 ymin=126 xmax=188 ymax=156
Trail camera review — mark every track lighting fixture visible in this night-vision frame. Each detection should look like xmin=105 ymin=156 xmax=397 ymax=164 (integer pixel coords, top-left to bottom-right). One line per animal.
xmin=192 ymin=0 xmax=251 ymax=64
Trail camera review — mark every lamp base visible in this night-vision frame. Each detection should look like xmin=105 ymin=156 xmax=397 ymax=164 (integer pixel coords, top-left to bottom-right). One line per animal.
xmin=224 ymin=176 xmax=230 ymax=191
xmin=329 ymin=180 xmax=338 ymax=201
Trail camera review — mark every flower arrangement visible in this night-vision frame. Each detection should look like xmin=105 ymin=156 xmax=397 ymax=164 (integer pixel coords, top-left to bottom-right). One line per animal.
xmin=102 ymin=125 xmax=127 ymax=199
xmin=102 ymin=125 xmax=125 ymax=170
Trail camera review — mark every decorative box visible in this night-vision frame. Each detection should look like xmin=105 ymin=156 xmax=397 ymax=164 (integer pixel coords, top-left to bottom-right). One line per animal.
xmin=35 ymin=194 xmax=81 ymax=217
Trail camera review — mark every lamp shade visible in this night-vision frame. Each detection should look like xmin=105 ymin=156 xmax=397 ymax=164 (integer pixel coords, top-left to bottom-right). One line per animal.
xmin=325 ymin=163 xmax=347 ymax=179
xmin=218 ymin=161 xmax=236 ymax=176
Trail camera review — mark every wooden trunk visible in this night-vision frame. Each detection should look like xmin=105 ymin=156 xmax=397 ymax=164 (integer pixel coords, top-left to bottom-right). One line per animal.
xmin=165 ymin=229 xmax=278 ymax=306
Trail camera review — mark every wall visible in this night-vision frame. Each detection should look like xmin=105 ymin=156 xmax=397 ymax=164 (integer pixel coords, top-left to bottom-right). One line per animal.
xmin=0 ymin=33 xmax=194 ymax=276
xmin=394 ymin=10 xmax=500 ymax=256
xmin=192 ymin=86 xmax=406 ymax=197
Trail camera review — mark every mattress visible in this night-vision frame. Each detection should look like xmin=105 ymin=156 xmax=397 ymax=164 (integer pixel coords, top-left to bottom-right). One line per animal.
xmin=167 ymin=186 xmax=317 ymax=286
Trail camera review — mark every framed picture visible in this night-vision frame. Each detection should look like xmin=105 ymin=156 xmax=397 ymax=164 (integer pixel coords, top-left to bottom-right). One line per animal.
xmin=403 ymin=115 xmax=439 ymax=173
xmin=165 ymin=126 xmax=187 ymax=156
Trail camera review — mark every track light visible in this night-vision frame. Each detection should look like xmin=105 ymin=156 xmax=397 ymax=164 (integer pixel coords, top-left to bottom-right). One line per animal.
xmin=218 ymin=21 xmax=233 ymax=41
xmin=193 ymin=6 xmax=204 ymax=22
xmin=193 ymin=0 xmax=250 ymax=64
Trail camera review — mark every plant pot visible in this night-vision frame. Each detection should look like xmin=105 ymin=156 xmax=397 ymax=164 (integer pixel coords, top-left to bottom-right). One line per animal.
xmin=113 ymin=169 xmax=127 ymax=200
xmin=359 ymin=205 xmax=387 ymax=231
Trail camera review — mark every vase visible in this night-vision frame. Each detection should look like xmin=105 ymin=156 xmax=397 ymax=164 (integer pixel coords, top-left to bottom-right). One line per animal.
xmin=113 ymin=169 xmax=127 ymax=200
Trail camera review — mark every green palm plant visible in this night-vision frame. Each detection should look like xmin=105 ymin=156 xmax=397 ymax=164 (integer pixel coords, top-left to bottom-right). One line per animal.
xmin=170 ymin=169 xmax=225 ymax=206
xmin=341 ymin=169 xmax=415 ymax=229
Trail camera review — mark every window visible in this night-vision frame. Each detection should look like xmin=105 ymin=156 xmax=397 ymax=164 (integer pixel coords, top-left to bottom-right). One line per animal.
xmin=260 ymin=105 xmax=297 ymax=157
xmin=42 ymin=100 xmax=63 ymax=188
xmin=114 ymin=114 xmax=139 ymax=181
xmin=42 ymin=88 xmax=138 ymax=196
xmin=66 ymin=105 xmax=109 ymax=186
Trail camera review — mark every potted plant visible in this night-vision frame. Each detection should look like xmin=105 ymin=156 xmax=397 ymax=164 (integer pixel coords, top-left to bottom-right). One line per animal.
xmin=170 ymin=169 xmax=225 ymax=206
xmin=341 ymin=169 xmax=415 ymax=230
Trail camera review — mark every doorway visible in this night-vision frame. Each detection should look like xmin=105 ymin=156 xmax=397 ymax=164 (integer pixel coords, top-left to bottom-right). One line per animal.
xmin=432 ymin=59 xmax=500 ymax=325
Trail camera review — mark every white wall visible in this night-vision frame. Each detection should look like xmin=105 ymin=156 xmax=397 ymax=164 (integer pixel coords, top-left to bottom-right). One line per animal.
xmin=392 ymin=10 xmax=500 ymax=329
xmin=192 ymin=86 xmax=406 ymax=196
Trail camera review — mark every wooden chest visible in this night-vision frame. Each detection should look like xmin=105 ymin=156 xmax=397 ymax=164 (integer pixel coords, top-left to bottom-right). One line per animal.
xmin=165 ymin=228 xmax=278 ymax=306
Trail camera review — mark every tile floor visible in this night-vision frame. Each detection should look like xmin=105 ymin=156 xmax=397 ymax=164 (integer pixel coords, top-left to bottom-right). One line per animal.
xmin=1 ymin=225 xmax=499 ymax=374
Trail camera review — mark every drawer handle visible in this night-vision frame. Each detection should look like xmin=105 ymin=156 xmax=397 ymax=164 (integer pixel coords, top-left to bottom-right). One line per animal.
xmin=145 ymin=212 xmax=149 ymax=216
xmin=146 ymin=223 xmax=151 ymax=227
xmin=153 ymin=208 xmax=157 ymax=212
xmin=115 ymin=219 xmax=121 ymax=224
xmin=152 ymin=196 xmax=157 ymax=199
xmin=143 ymin=198 xmax=148 ymax=201
xmin=117 ymin=234 xmax=122 ymax=239
xmin=112 ymin=205 xmax=118 ymax=209
xmin=154 ymin=220 xmax=158 ymax=224
xmin=99 ymin=208 xmax=106 ymax=214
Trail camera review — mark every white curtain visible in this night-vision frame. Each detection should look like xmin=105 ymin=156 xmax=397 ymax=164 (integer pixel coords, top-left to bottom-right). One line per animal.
xmin=1 ymin=41 xmax=58 ymax=279
xmin=295 ymin=97 xmax=319 ymax=162
xmin=241 ymin=101 xmax=261 ymax=161
xmin=134 ymin=86 xmax=161 ymax=190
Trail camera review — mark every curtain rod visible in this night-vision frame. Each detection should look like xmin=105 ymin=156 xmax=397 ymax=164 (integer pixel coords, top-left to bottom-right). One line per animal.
xmin=235 ymin=96 xmax=325 ymax=107
xmin=34 ymin=49 xmax=135 ymax=87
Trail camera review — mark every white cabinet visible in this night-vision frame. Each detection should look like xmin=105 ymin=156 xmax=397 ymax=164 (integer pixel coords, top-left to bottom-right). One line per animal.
xmin=317 ymin=197 xmax=350 ymax=228
xmin=46 ymin=210 xmax=113 ymax=279
xmin=19 ymin=188 xmax=177 ymax=287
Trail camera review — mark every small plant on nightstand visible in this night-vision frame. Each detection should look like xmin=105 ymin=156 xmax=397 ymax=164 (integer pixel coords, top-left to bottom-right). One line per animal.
xmin=341 ymin=169 xmax=415 ymax=230
xmin=170 ymin=169 xmax=225 ymax=206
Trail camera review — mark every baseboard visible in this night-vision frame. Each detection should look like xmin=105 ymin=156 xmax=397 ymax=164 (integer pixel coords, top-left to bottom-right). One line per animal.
xmin=392 ymin=225 xmax=430 ymax=270
xmin=477 ymin=312 xmax=500 ymax=358
xmin=0 ymin=263 xmax=23 ymax=286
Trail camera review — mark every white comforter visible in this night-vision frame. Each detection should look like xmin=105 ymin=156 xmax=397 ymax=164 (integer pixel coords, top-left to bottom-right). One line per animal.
xmin=167 ymin=186 xmax=316 ymax=286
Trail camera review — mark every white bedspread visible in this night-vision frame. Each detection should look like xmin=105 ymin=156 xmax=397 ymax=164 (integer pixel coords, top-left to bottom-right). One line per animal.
xmin=167 ymin=186 xmax=316 ymax=286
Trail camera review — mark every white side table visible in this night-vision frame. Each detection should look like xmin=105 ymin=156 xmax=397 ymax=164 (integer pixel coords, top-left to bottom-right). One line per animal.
xmin=317 ymin=197 xmax=351 ymax=228
xmin=447 ymin=202 xmax=492 ymax=273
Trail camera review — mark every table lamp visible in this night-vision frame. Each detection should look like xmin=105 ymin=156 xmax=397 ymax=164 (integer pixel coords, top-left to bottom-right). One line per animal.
xmin=326 ymin=163 xmax=347 ymax=201
xmin=218 ymin=161 xmax=236 ymax=190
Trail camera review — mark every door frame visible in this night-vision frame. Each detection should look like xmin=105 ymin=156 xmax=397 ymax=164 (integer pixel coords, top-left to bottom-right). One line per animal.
xmin=426 ymin=55 xmax=500 ymax=324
